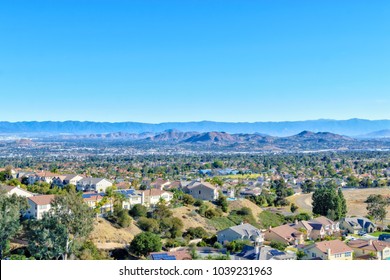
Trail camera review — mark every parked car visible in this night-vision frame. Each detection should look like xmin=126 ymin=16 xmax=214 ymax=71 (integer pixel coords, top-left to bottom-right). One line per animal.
xmin=358 ymin=231 xmax=367 ymax=236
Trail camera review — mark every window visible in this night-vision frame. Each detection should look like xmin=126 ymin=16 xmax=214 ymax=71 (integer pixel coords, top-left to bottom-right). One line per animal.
xmin=345 ymin=252 xmax=351 ymax=257
xmin=312 ymin=253 xmax=316 ymax=258
xmin=199 ymin=190 xmax=201 ymax=194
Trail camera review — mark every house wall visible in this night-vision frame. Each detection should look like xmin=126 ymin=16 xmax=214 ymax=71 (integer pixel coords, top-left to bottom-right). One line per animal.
xmin=27 ymin=200 xmax=51 ymax=220
xmin=217 ymin=229 xmax=242 ymax=244
xmin=188 ymin=185 xmax=217 ymax=201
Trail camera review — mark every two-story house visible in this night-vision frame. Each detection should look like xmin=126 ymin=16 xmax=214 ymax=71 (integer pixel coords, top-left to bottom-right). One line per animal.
xmin=26 ymin=195 xmax=55 ymax=220
xmin=217 ymin=223 xmax=264 ymax=244
xmin=348 ymin=239 xmax=390 ymax=260
xmin=140 ymin=189 xmax=173 ymax=207
xmin=264 ymin=224 xmax=304 ymax=245
xmin=303 ymin=240 xmax=353 ymax=260
xmin=183 ymin=180 xmax=219 ymax=201
xmin=76 ymin=178 xmax=113 ymax=193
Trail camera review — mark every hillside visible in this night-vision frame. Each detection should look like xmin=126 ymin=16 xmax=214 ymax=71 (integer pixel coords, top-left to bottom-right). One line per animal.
xmin=89 ymin=218 xmax=142 ymax=250
xmin=2 ymin=119 xmax=390 ymax=136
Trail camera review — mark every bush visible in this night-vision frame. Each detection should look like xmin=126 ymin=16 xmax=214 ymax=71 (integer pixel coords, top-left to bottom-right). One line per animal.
xmin=185 ymin=227 xmax=209 ymax=239
xmin=194 ymin=199 xmax=203 ymax=207
xmin=270 ymin=241 xmax=288 ymax=251
xmin=226 ymin=240 xmax=251 ymax=252
xmin=138 ymin=217 xmax=159 ymax=233
xmin=130 ymin=232 xmax=162 ymax=257
xmin=129 ymin=204 xmax=148 ymax=218
xmin=183 ymin=194 xmax=195 ymax=205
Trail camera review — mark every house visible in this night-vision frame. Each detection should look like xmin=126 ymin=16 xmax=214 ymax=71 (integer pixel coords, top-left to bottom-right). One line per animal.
xmin=0 ymin=185 xmax=33 ymax=197
xmin=76 ymin=178 xmax=113 ymax=193
xmin=140 ymin=189 xmax=173 ymax=207
xmin=183 ymin=180 xmax=219 ymax=201
xmin=340 ymin=217 xmax=377 ymax=234
xmin=117 ymin=189 xmax=143 ymax=209
xmin=28 ymin=171 xmax=59 ymax=185
xmin=307 ymin=216 xmax=340 ymax=239
xmin=290 ymin=220 xmax=313 ymax=240
xmin=217 ymin=223 xmax=264 ymax=244
xmin=82 ymin=192 xmax=112 ymax=214
xmin=264 ymin=224 xmax=304 ymax=245
xmin=233 ymin=245 xmax=296 ymax=260
xmin=303 ymin=240 xmax=353 ymax=260
xmin=26 ymin=194 xmax=55 ymax=219
xmin=151 ymin=178 xmax=171 ymax=190
xmin=149 ymin=250 xmax=192 ymax=260
xmin=348 ymin=239 xmax=390 ymax=260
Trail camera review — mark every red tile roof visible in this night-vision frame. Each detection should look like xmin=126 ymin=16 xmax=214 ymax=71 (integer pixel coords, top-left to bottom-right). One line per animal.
xmin=314 ymin=240 xmax=352 ymax=254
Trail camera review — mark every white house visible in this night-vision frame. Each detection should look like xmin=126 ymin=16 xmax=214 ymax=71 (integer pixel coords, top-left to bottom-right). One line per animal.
xmin=140 ymin=189 xmax=173 ymax=207
xmin=0 ymin=185 xmax=33 ymax=197
xmin=217 ymin=223 xmax=264 ymax=244
xmin=76 ymin=178 xmax=113 ymax=192
xmin=26 ymin=195 xmax=56 ymax=220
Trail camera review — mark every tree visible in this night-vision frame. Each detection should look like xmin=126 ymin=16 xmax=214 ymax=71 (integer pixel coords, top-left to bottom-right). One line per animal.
xmin=27 ymin=214 xmax=67 ymax=260
xmin=130 ymin=232 xmax=162 ymax=257
xmin=0 ymin=192 xmax=27 ymax=259
xmin=270 ymin=241 xmax=288 ymax=251
xmin=182 ymin=194 xmax=195 ymax=205
xmin=112 ymin=205 xmax=132 ymax=228
xmin=50 ymin=189 xmax=94 ymax=260
xmin=312 ymin=187 xmax=347 ymax=220
xmin=137 ymin=217 xmax=159 ymax=233
xmin=216 ymin=192 xmax=228 ymax=212
xmin=129 ymin=204 xmax=148 ymax=218
xmin=365 ymin=194 xmax=389 ymax=223
xmin=290 ymin=203 xmax=298 ymax=213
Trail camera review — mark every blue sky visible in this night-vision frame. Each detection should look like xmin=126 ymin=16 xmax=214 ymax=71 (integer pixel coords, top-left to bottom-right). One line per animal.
xmin=0 ymin=0 xmax=389 ymax=123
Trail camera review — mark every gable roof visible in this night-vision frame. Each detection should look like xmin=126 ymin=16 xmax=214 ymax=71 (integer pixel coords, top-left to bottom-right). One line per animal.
xmin=268 ymin=224 xmax=302 ymax=241
xmin=141 ymin=189 xmax=172 ymax=197
xmin=186 ymin=181 xmax=217 ymax=190
xmin=28 ymin=195 xmax=55 ymax=206
xmin=310 ymin=216 xmax=336 ymax=226
xmin=348 ymin=239 xmax=390 ymax=252
xmin=310 ymin=240 xmax=352 ymax=254
xmin=222 ymin=223 xmax=262 ymax=239
xmin=0 ymin=185 xmax=17 ymax=192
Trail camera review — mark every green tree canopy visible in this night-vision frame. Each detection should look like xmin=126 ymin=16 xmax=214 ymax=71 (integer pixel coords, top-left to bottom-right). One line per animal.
xmin=130 ymin=232 xmax=162 ymax=257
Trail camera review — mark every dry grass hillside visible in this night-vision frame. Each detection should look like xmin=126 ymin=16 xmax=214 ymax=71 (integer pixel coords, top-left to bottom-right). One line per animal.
xmin=171 ymin=205 xmax=218 ymax=234
xmin=89 ymin=218 xmax=142 ymax=250
xmin=228 ymin=198 xmax=263 ymax=219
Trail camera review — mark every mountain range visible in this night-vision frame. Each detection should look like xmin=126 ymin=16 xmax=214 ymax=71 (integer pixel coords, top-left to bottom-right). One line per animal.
xmin=1 ymin=119 xmax=390 ymax=137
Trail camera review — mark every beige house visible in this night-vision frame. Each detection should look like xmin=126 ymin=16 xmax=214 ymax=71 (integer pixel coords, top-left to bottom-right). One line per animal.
xmin=27 ymin=195 xmax=55 ymax=220
xmin=303 ymin=240 xmax=353 ymax=260
xmin=0 ymin=185 xmax=33 ymax=197
xmin=140 ymin=189 xmax=173 ymax=206
xmin=183 ymin=181 xmax=219 ymax=201
xmin=348 ymin=239 xmax=390 ymax=260
xmin=265 ymin=224 xmax=304 ymax=245
xmin=307 ymin=216 xmax=340 ymax=239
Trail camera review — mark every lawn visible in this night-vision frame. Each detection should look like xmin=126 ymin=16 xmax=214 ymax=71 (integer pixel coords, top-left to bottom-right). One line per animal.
xmin=369 ymin=231 xmax=390 ymax=237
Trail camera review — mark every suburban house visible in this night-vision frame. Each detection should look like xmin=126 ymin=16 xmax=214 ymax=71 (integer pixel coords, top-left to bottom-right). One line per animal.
xmin=148 ymin=251 xmax=192 ymax=260
xmin=27 ymin=171 xmax=59 ymax=185
xmin=76 ymin=178 xmax=113 ymax=192
xmin=0 ymin=185 xmax=33 ymax=197
xmin=117 ymin=189 xmax=143 ymax=209
xmin=307 ymin=216 xmax=340 ymax=239
xmin=183 ymin=180 xmax=219 ymax=201
xmin=233 ymin=245 xmax=296 ymax=260
xmin=52 ymin=174 xmax=84 ymax=188
xmin=290 ymin=220 xmax=313 ymax=240
xmin=340 ymin=217 xmax=377 ymax=234
xmin=348 ymin=239 xmax=390 ymax=260
xmin=82 ymin=192 xmax=112 ymax=214
xmin=26 ymin=194 xmax=55 ymax=220
xmin=264 ymin=224 xmax=304 ymax=245
xmin=140 ymin=189 xmax=173 ymax=206
xmin=217 ymin=223 xmax=264 ymax=244
xmin=303 ymin=240 xmax=353 ymax=260
xmin=151 ymin=178 xmax=171 ymax=190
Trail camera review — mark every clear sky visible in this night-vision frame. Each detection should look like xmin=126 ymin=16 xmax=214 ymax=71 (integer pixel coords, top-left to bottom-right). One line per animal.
xmin=0 ymin=0 xmax=389 ymax=123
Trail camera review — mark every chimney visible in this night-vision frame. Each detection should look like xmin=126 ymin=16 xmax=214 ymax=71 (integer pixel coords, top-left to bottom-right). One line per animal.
xmin=368 ymin=239 xmax=373 ymax=246
xmin=327 ymin=248 xmax=331 ymax=257
xmin=295 ymin=219 xmax=298 ymax=225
